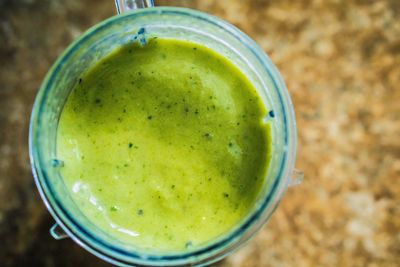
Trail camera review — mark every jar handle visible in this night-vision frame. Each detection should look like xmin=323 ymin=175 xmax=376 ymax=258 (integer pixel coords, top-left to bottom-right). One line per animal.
xmin=115 ymin=0 xmax=154 ymax=14
xmin=50 ymin=223 xmax=68 ymax=240
xmin=289 ymin=168 xmax=304 ymax=187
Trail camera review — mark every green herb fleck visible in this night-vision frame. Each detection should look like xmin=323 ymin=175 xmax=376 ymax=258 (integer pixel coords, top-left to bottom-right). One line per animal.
xmin=185 ymin=241 xmax=193 ymax=248
xmin=110 ymin=206 xmax=118 ymax=212
xmin=204 ymin=133 xmax=212 ymax=140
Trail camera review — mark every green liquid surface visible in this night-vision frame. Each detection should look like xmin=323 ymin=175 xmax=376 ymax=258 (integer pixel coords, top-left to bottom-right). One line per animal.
xmin=57 ymin=38 xmax=271 ymax=251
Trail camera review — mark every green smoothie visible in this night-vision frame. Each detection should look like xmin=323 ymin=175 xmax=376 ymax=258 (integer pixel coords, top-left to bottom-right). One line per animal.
xmin=57 ymin=38 xmax=271 ymax=251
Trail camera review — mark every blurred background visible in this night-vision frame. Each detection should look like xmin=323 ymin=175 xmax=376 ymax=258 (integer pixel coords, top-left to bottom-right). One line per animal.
xmin=0 ymin=0 xmax=399 ymax=266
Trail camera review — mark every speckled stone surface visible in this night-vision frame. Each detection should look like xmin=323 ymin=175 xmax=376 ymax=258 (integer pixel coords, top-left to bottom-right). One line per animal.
xmin=0 ymin=0 xmax=399 ymax=266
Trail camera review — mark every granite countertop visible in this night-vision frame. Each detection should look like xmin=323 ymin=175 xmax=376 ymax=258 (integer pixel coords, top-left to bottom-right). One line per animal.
xmin=0 ymin=0 xmax=399 ymax=266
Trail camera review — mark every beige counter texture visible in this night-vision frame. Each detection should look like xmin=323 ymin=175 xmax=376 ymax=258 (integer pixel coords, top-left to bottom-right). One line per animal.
xmin=0 ymin=0 xmax=398 ymax=266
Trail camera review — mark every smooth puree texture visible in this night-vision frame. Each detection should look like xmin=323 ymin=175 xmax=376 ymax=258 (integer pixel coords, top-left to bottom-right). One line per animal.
xmin=57 ymin=38 xmax=271 ymax=251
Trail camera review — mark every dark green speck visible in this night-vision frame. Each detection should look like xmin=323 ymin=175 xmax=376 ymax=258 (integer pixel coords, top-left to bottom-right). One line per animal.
xmin=110 ymin=206 xmax=118 ymax=211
